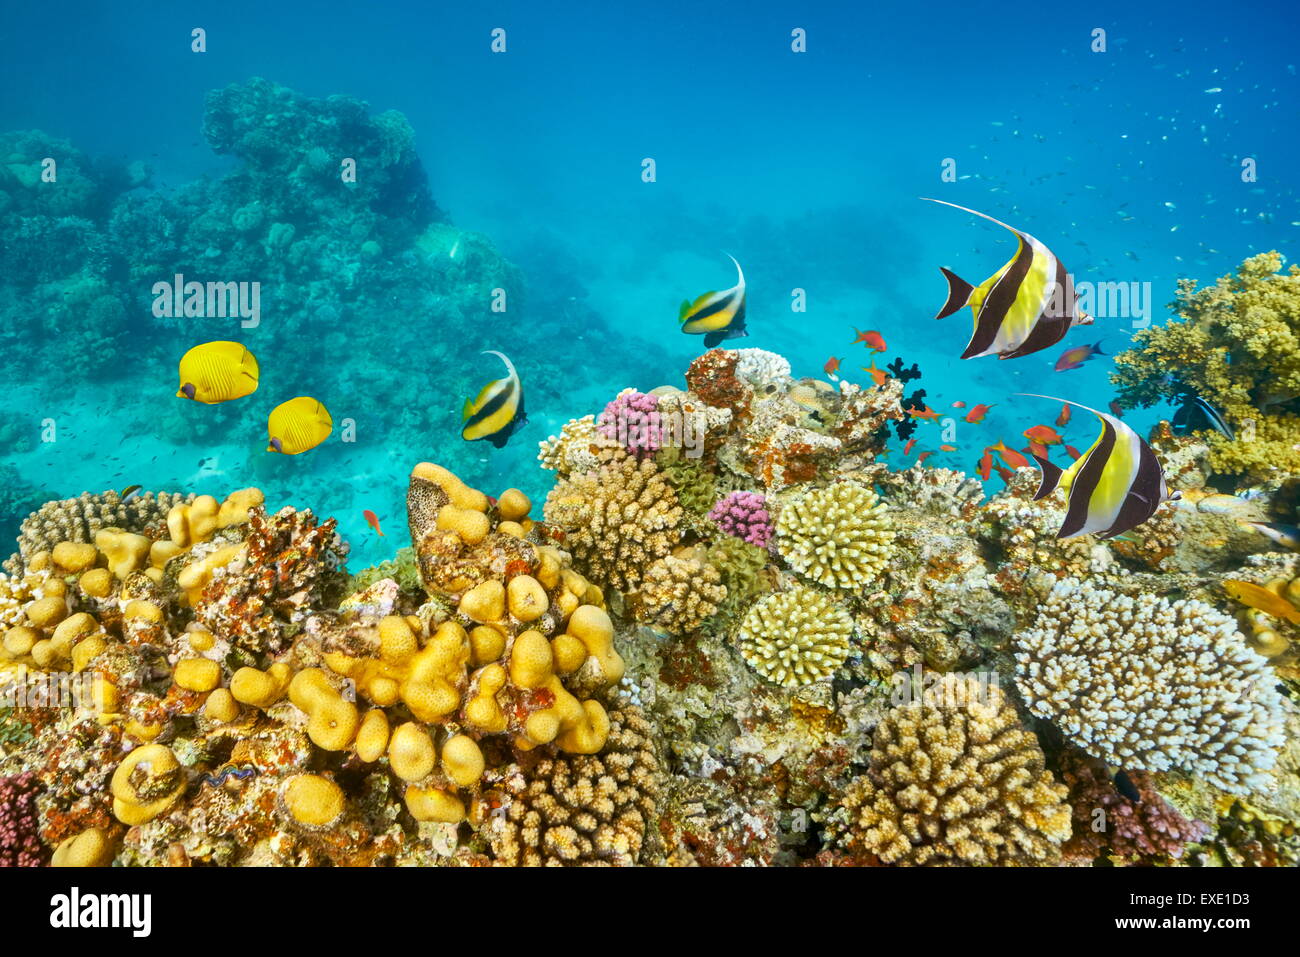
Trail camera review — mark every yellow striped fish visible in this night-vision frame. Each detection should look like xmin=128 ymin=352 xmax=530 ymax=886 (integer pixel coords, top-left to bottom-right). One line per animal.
xmin=176 ymin=341 xmax=260 ymax=404
xmin=679 ymin=255 xmax=748 ymax=348
xmin=924 ymin=199 xmax=1092 ymax=360
xmin=461 ymin=351 xmax=526 ymax=448
xmin=267 ymin=397 xmax=332 ymax=455
xmin=1020 ymin=394 xmax=1177 ymax=539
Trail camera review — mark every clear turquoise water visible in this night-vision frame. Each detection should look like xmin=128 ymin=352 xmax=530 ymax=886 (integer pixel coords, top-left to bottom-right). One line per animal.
xmin=2 ymin=0 xmax=1297 ymax=568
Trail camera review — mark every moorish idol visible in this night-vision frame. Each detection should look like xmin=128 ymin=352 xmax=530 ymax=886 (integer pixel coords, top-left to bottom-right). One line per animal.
xmin=923 ymin=198 xmax=1092 ymax=360
xmin=1018 ymin=394 xmax=1178 ymax=539
xmin=679 ymin=254 xmax=748 ymax=348
xmin=462 ymin=350 xmax=526 ymax=448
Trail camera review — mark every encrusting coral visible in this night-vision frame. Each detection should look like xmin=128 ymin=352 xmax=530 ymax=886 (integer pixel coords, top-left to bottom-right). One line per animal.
xmin=736 ymin=585 xmax=853 ymax=687
xmin=829 ymin=675 xmax=1072 ymax=865
xmin=775 ymin=481 xmax=895 ymax=590
xmin=1014 ymin=579 xmax=1287 ymax=794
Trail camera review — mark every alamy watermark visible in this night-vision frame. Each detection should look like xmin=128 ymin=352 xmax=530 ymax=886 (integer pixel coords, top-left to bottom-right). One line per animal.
xmin=152 ymin=273 xmax=261 ymax=328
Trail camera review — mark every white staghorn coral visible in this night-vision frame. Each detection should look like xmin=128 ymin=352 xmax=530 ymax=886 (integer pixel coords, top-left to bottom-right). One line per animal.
xmin=1013 ymin=579 xmax=1287 ymax=794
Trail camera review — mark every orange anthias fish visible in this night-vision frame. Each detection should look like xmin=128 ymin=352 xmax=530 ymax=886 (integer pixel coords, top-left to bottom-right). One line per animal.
xmin=916 ymin=450 xmax=935 ymax=466
xmin=1023 ymin=424 xmax=1064 ymax=445
xmin=940 ymin=444 xmax=957 ymax=452
xmin=903 ymin=438 xmax=917 ymax=456
xmin=965 ymin=403 xmax=995 ymax=424
xmin=909 ymin=405 xmax=942 ymax=423
xmin=1064 ymin=444 xmax=1082 ymax=460
xmin=1026 ymin=441 xmax=1050 ymax=460
xmin=363 ymin=509 xmax=384 ymax=536
xmin=1056 ymin=403 xmax=1072 ymax=427
xmin=977 ymin=449 xmax=994 ymax=480
xmin=861 ymin=359 xmax=889 ymax=386
xmin=990 ymin=440 xmax=1030 ymax=469
xmin=992 ymin=463 xmax=1015 ymax=482
xmin=1223 ymin=580 xmax=1300 ymax=625
xmin=825 ymin=356 xmax=842 ymax=378
xmin=951 ymin=401 xmax=967 ymax=409
xmin=853 ymin=328 xmax=887 ymax=352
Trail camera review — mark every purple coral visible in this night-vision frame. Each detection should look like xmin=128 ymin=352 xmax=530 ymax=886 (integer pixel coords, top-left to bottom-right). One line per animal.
xmin=708 ymin=491 xmax=773 ymax=548
xmin=597 ymin=390 xmax=664 ymax=458
xmin=0 ymin=771 xmax=48 ymax=867
xmin=1059 ymin=751 xmax=1210 ymax=863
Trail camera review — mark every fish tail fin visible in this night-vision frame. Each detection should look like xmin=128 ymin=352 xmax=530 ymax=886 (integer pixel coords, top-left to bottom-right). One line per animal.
xmin=935 ymin=267 xmax=975 ymax=320
xmin=1030 ymin=453 xmax=1064 ymax=501
xmin=1093 ymin=340 xmax=1107 ymax=355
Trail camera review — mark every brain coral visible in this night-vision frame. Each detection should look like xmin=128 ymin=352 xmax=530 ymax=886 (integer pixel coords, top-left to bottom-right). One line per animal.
xmin=836 ymin=674 xmax=1071 ymax=865
xmin=637 ymin=555 xmax=726 ymax=635
xmin=736 ymin=584 xmax=853 ymax=687
xmin=1013 ymin=579 xmax=1287 ymax=794
xmin=481 ymin=707 xmax=660 ymax=866
xmin=775 ymin=482 xmax=895 ymax=590
xmin=543 ymin=450 xmax=683 ymax=592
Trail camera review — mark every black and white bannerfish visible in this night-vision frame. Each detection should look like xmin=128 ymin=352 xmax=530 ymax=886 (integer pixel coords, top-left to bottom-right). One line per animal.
xmin=679 ymin=254 xmax=748 ymax=348
xmin=923 ymin=198 xmax=1092 ymax=360
xmin=1018 ymin=394 xmax=1179 ymax=539
xmin=1172 ymin=393 xmax=1235 ymax=440
xmin=461 ymin=350 xmax=526 ymax=448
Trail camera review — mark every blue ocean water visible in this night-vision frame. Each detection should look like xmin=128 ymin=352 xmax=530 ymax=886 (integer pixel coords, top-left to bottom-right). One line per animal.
xmin=1 ymin=0 xmax=1296 ymax=568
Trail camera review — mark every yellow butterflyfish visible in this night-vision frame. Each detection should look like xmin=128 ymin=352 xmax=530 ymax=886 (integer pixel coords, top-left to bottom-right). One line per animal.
xmin=177 ymin=341 xmax=260 ymax=404
xmin=267 ymin=397 xmax=332 ymax=455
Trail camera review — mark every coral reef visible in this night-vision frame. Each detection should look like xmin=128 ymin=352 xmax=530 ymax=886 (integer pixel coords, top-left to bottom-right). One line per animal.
xmin=774 ymin=481 xmax=895 ymax=590
xmin=708 ymin=490 xmax=773 ymax=548
xmin=636 ymin=554 xmax=726 ymax=635
xmin=1013 ymin=579 xmax=1287 ymax=794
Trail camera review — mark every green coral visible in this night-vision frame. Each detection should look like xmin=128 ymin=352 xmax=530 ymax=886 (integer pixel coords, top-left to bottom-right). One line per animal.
xmin=1112 ymin=251 xmax=1300 ymax=481
xmin=655 ymin=448 xmax=718 ymax=515
xmin=704 ymin=536 xmax=769 ymax=629
xmin=346 ymin=546 xmax=423 ymax=595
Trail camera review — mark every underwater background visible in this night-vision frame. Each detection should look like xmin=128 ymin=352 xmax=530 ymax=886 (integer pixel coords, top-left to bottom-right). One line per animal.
xmin=1 ymin=0 xmax=1297 ymax=570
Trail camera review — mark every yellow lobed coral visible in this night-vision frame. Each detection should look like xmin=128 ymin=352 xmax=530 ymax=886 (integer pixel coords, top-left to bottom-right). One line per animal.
xmin=543 ymin=450 xmax=684 ymax=592
xmin=1013 ymin=579 xmax=1287 ymax=794
xmin=835 ymin=674 xmax=1071 ymax=865
xmin=736 ymin=584 xmax=853 ymax=687
xmin=637 ymin=554 xmax=727 ymax=635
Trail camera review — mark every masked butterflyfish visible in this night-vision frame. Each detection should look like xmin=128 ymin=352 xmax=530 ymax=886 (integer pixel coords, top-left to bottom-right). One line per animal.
xmin=461 ymin=350 xmax=526 ymax=448
xmin=1017 ymin=394 xmax=1177 ymax=539
xmin=923 ymin=198 xmax=1092 ymax=360
xmin=679 ymin=254 xmax=748 ymax=348
xmin=176 ymin=341 xmax=260 ymax=404
xmin=267 ymin=396 xmax=332 ymax=455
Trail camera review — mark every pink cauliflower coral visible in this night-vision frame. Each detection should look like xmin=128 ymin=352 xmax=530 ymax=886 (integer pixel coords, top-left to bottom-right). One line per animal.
xmin=708 ymin=490 xmax=773 ymax=548
xmin=597 ymin=390 xmax=664 ymax=458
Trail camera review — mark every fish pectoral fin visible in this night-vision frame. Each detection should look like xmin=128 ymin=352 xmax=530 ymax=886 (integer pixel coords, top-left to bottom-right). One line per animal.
xmin=935 ymin=267 xmax=975 ymax=320
xmin=461 ymin=398 xmax=475 ymax=421
xmin=678 ymin=299 xmax=693 ymax=322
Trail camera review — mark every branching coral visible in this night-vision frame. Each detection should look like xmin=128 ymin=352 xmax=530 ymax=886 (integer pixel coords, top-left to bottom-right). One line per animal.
xmin=832 ymin=675 xmax=1071 ymax=865
xmin=479 ymin=706 xmax=660 ymax=865
xmin=736 ymin=585 xmax=853 ymax=687
xmin=637 ymin=555 xmax=726 ymax=635
xmin=1056 ymin=750 xmax=1210 ymax=863
xmin=5 ymin=489 xmax=195 ymax=575
xmin=543 ymin=451 xmax=683 ymax=592
xmin=1112 ymin=251 xmax=1300 ymax=481
xmin=708 ymin=490 xmax=773 ymax=547
xmin=1014 ymin=579 xmax=1287 ymax=794
xmin=775 ymin=482 xmax=895 ymax=590
xmin=537 ymin=414 xmax=601 ymax=477
xmin=597 ymin=389 xmax=663 ymax=458
xmin=0 ymin=771 xmax=47 ymax=866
